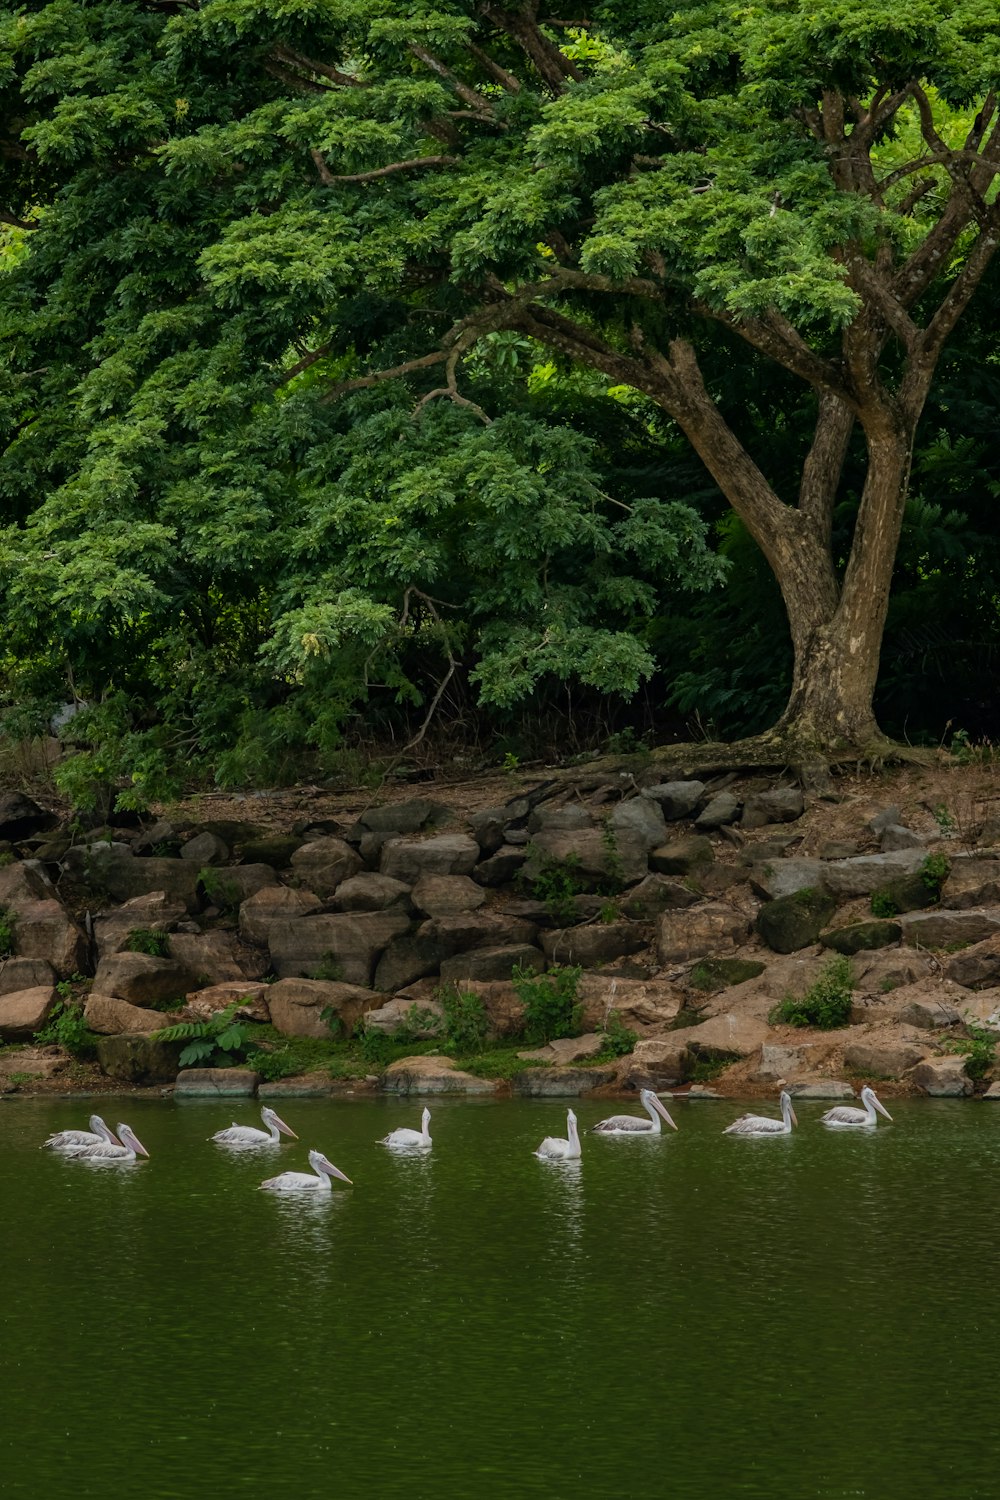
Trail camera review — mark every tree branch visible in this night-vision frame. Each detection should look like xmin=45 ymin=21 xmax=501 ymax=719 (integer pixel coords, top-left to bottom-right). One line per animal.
xmin=321 ymin=155 xmax=459 ymax=184
xmin=465 ymin=40 xmax=522 ymax=93
xmin=319 ymin=349 xmax=450 ymax=403
xmin=0 ymin=211 xmax=35 ymax=231
xmin=409 ymin=44 xmax=496 ymax=116
xmin=272 ymin=46 xmax=365 ymax=88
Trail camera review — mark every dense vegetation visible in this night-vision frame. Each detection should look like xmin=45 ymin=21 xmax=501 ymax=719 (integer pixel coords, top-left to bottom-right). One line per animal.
xmin=2 ymin=1 xmax=1000 ymax=806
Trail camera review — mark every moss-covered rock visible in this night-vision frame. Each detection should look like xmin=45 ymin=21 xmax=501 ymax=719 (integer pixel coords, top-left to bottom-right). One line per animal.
xmin=821 ymin=920 xmax=902 ymax=955
xmin=95 ymin=1032 xmax=184 ymax=1083
xmin=688 ymin=957 xmax=767 ymax=993
xmin=756 ymin=889 xmax=837 ymax=954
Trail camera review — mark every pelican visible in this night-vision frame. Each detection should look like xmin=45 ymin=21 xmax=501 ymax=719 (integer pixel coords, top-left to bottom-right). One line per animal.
xmin=534 ymin=1108 xmax=582 ymax=1161
xmin=378 ymin=1107 xmax=432 ymax=1150
xmin=724 ymin=1090 xmax=797 ymax=1137
xmin=260 ymin=1149 xmax=352 ymax=1193
xmin=64 ymin=1123 xmax=149 ymax=1162
xmin=820 ymin=1085 xmax=893 ymax=1129
xmin=42 ymin=1115 xmax=121 ymax=1152
xmin=210 ymin=1106 xmax=298 ymax=1147
xmin=590 ymin=1089 xmax=678 ymax=1136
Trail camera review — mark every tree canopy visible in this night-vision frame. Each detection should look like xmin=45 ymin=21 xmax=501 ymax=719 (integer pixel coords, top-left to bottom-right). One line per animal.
xmin=2 ymin=1 xmax=1000 ymax=798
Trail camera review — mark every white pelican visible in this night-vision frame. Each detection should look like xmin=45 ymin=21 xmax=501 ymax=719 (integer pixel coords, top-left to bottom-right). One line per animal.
xmin=724 ymin=1090 xmax=797 ymax=1137
xmin=534 ymin=1108 xmax=582 ymax=1161
xmin=378 ymin=1107 xmax=432 ymax=1150
xmin=42 ymin=1115 xmax=121 ymax=1152
xmin=210 ymin=1106 xmax=298 ymax=1146
xmin=64 ymin=1123 xmax=150 ymax=1162
xmin=820 ymin=1085 xmax=893 ymax=1129
xmin=260 ymin=1149 xmax=352 ymax=1193
xmin=590 ymin=1089 xmax=678 ymax=1136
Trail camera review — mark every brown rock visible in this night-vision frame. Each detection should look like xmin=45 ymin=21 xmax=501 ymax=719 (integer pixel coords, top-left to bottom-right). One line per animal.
xmin=621 ymin=875 xmax=699 ymax=919
xmin=540 ymin=922 xmax=650 ymax=966
xmin=418 ymin=911 xmax=538 ymax=955
xmin=0 ymin=957 xmax=56 ymax=994
xmin=843 ymin=1038 xmax=927 ymax=1077
xmin=200 ymin=864 xmax=278 ymax=905
xmin=83 ymin=993 xmax=170 ymax=1034
xmin=238 ymin=885 xmax=323 ymax=946
xmin=656 ymin=903 xmax=752 ymax=963
xmin=289 ymin=837 xmax=363 ymax=897
xmin=183 ymin=981 xmax=270 ymax=1021
xmin=333 ymin=873 xmax=413 ymax=913
xmin=77 ymin=851 xmax=202 ymax=912
xmin=899 ymin=909 xmax=1000 ymax=948
xmin=0 ymin=985 xmax=58 ymax=1040
xmin=941 ymin=858 xmax=1000 ymax=910
xmin=649 ymin=835 xmax=715 ymax=877
xmin=12 ymin=899 xmax=88 ymax=977
xmin=624 ymin=1037 xmax=691 ymax=1087
xmin=944 ymin=934 xmax=1000 ymax=990
xmin=363 ymin=996 xmax=443 ymax=1036
xmin=519 ymin=1033 xmax=605 ymax=1065
xmin=95 ymin=1032 xmax=183 ymax=1083
xmin=521 ymin=829 xmax=649 ymax=891
xmin=93 ymin=892 xmax=188 ymax=958
xmin=910 ymin=1055 xmax=973 ymax=1096
xmin=576 ymin=973 xmax=683 ymax=1031
xmin=174 ymin=1067 xmax=259 ymax=1096
xmin=380 ymin=834 xmax=481 ymax=884
xmin=439 ymin=944 xmax=545 ymax=984
xmin=168 ymin=930 xmax=247 ymax=985
xmin=266 ymin=976 xmax=377 ymax=1037
xmin=381 ymin=1055 xmax=496 ymax=1093
xmin=669 ymin=1012 xmax=771 ymax=1060
xmin=410 ymin=874 xmax=486 ymax=917
xmin=268 ymin=910 xmax=411 ymax=986
xmin=512 ymin=1063 xmax=617 ymax=1095
xmin=91 ymin=952 xmax=199 ymax=1008
xmin=897 ymin=996 xmax=963 ymax=1029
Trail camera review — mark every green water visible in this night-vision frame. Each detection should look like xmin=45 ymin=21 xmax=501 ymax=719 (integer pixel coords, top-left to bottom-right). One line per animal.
xmin=1 ymin=1095 xmax=998 ymax=1500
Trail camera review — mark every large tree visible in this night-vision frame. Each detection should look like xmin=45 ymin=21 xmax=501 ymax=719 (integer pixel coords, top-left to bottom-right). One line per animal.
xmin=3 ymin=0 xmax=1000 ymax=766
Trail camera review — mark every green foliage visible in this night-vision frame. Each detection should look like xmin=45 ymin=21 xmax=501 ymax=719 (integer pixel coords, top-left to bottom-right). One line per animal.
xmin=0 ymin=851 xmax=14 ymax=868
xmin=770 ymin=957 xmax=854 ymax=1030
xmin=312 ymin=952 xmax=344 ymax=983
xmin=524 ymin=852 xmax=583 ymax=925
xmin=921 ymin=853 xmax=951 ymax=896
xmin=0 ymin=906 xmax=15 ymax=958
xmin=153 ymin=1002 xmax=250 ymax=1068
xmin=198 ymin=868 xmax=242 ymax=913
xmin=438 ymin=985 xmax=491 ymax=1055
xmin=460 ymin=1049 xmax=544 ymax=1082
xmin=599 ymin=1009 xmax=638 ymax=1059
xmin=125 ymin=927 xmax=170 ymax=958
xmin=35 ymin=1000 xmax=98 ymax=1058
xmin=514 ymin=964 xmax=584 ymax=1046
xmin=870 ymin=890 xmax=899 ymax=919
xmin=939 ymin=1025 xmax=996 ymax=1081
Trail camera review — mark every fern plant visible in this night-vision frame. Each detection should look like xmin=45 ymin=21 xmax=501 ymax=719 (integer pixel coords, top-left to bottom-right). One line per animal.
xmin=153 ymin=1002 xmax=250 ymax=1068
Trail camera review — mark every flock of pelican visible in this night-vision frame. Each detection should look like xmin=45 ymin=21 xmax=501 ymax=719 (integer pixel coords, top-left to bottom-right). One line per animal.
xmin=40 ymin=1084 xmax=893 ymax=1184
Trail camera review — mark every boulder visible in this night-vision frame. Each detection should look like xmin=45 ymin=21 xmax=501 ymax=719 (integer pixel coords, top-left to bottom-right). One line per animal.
xmin=238 ymin=885 xmax=324 ymax=946
xmin=289 ymin=838 xmax=362 ymax=897
xmin=688 ymin=956 xmax=766 ymax=993
xmin=754 ymin=1040 xmax=831 ymax=1082
xmin=0 ymin=1045 xmax=66 ymax=1084
xmin=820 ymin=920 xmax=902 ymax=955
xmin=467 ymin=807 xmax=507 ymax=857
xmin=575 ymin=973 xmax=683 ymax=1031
xmin=267 ymin=910 xmax=411 ymax=986
xmin=897 ymin=996 xmax=963 ymax=1029
xmin=853 ymin=947 xmax=934 ymax=993
xmin=0 ymin=985 xmax=58 ymax=1040
xmin=642 ymin=781 xmax=705 ymax=820
xmin=871 ymin=872 xmax=939 ymax=915
xmin=608 ymin=797 xmax=667 ymax=852
xmin=741 ymin=788 xmax=805 ymax=829
xmin=183 ymin=982 xmax=270 ymax=1022
xmin=473 ymin=846 xmax=528 ymax=886
xmin=512 ymin=1063 xmax=617 ymax=1095
xmin=648 ymin=835 xmax=715 ymax=877
xmin=869 ymin=806 xmax=902 ymax=833
xmin=656 ymin=903 xmax=752 ymax=963
xmin=519 ymin=1033 xmax=606 ymax=1065
xmin=372 ymin=933 xmax=443 ymax=993
xmin=266 ymin=977 xmax=378 ymax=1037
xmin=669 ymin=1012 xmax=771 ymax=1060
xmin=821 ymin=848 xmax=928 ymax=899
xmin=0 ymin=859 xmax=59 ymax=904
xmin=983 ymin=1080 xmax=1000 ymax=1100
xmin=91 ymin=952 xmax=199 ymax=1008
xmin=621 ymin=875 xmax=699 ymax=919
xmin=410 ymin=875 xmax=486 ymax=918
xmin=72 ymin=850 xmax=202 ymax=912
xmin=843 ymin=1038 xmax=927 ymax=1077
xmin=940 ymin=858 xmax=1000 ymax=910
xmin=83 ymin=994 xmax=169 ymax=1035
xmin=180 ymin=831 xmax=229 ymax=865
xmin=201 ymin=864 xmax=278 ymax=906
xmin=528 ymin=804 xmax=593 ymax=833
xmin=0 ymin=957 xmax=55 ymax=995
xmin=521 ymin=829 xmax=648 ymax=892
xmin=0 ymin=792 xmax=56 ymax=838
xmin=95 ymin=1032 xmax=183 ymax=1083
xmin=174 ymin=1067 xmax=260 ymax=1096
xmin=454 ymin=980 xmax=525 ymax=1037
xmin=334 ymin=873 xmax=413 ymax=913
xmin=93 ymin=892 xmax=188 ymax=958
xmin=540 ymin=923 xmax=650 ymax=967
xmin=363 ymin=996 xmax=444 ymax=1036
xmin=11 ymin=898 xmax=89 ymax=977
xmin=750 ymin=859 xmax=827 ymax=901
xmin=358 ymin=798 xmax=450 ymax=834
xmin=786 ymin=1080 xmax=856 ymax=1099
xmin=944 ymin=934 xmax=1000 ymax=989
xmin=257 ymin=1072 xmax=361 ymax=1098
xmin=899 ymin=910 xmax=1000 ymax=949
xmin=168 ymin=931 xmax=248 ymax=986
xmin=624 ymin=1037 xmax=690 ymax=1087
xmin=381 ymin=1055 xmax=496 ymax=1094
xmin=418 ymin=912 xmax=539 ymax=957
xmin=880 ymin=824 xmax=926 ymax=851
xmin=694 ymin=792 xmax=741 ymax=830
xmin=238 ymin=835 xmax=304 ymax=869
xmin=910 ymin=1055 xmax=973 ymax=1096
xmin=756 ymin=890 xmax=837 ymax=954
xmin=439 ymin=945 xmax=545 ymax=984
xmin=380 ymin=834 xmax=480 ymax=885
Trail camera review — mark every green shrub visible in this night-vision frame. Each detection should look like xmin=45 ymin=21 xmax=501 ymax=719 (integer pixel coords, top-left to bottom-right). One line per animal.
xmin=125 ymin=927 xmax=170 ymax=957
xmin=35 ymin=1000 xmax=98 ymax=1058
xmin=940 ymin=1025 xmax=996 ymax=1081
xmin=0 ymin=906 xmax=16 ymax=957
xmin=870 ymin=889 xmax=899 ymax=918
xmin=524 ymin=852 xmax=583 ymax=925
xmin=198 ymin=867 xmax=242 ymax=912
xmin=920 ymin=852 xmax=951 ymax=897
xmin=153 ymin=1001 xmax=250 ymax=1067
xmin=438 ymin=984 xmax=491 ymax=1054
xmin=600 ymin=1009 xmax=638 ymax=1058
xmin=769 ymin=957 xmax=854 ymax=1030
xmin=514 ymin=963 xmax=583 ymax=1045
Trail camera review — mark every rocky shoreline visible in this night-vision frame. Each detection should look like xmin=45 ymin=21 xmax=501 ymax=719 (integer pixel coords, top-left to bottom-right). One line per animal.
xmin=1 ymin=760 xmax=999 ymax=1102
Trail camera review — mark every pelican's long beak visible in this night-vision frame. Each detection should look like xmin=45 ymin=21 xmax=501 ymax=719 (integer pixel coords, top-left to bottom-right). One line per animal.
xmin=790 ymin=1107 xmax=798 ymax=1127
xmin=875 ymin=1098 xmax=893 ymax=1121
xmin=275 ymin=1116 xmax=298 ymax=1139
xmin=132 ymin=1136 xmax=150 ymax=1157
xmin=320 ymin=1158 xmax=353 ymax=1185
xmin=652 ymin=1095 xmax=679 ymax=1130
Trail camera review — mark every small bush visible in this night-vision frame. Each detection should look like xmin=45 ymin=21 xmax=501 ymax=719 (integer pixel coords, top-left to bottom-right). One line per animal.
xmin=313 ymin=951 xmax=344 ymax=982
xmin=514 ymin=963 xmax=583 ymax=1045
xmin=0 ymin=905 xmax=16 ymax=957
xmin=153 ymin=1001 xmax=250 ymax=1067
xmin=524 ymin=852 xmax=583 ymax=925
xmin=599 ymin=1009 xmax=637 ymax=1058
xmin=940 ymin=1025 xmax=996 ymax=1081
xmin=198 ymin=867 xmax=242 ymax=912
xmin=35 ymin=1000 xmax=98 ymax=1058
xmin=770 ymin=957 xmax=854 ymax=1030
xmin=125 ymin=927 xmax=170 ymax=957
xmin=920 ymin=852 xmax=951 ymax=897
xmin=438 ymin=984 xmax=491 ymax=1053
xmin=870 ymin=890 xmax=899 ymax=918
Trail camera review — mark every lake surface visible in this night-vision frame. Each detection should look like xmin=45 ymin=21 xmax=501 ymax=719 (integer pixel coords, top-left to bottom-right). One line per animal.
xmin=1 ymin=1094 xmax=998 ymax=1499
